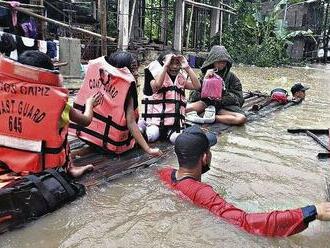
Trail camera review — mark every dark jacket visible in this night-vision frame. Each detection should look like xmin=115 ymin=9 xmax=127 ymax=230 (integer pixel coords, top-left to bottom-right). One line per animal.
xmin=189 ymin=46 xmax=244 ymax=107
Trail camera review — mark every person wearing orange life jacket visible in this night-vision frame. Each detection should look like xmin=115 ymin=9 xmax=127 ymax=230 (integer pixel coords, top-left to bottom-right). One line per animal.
xmin=70 ymin=51 xmax=162 ymax=158
xmin=141 ymin=51 xmax=200 ymax=143
xmin=0 ymin=51 xmax=101 ymax=178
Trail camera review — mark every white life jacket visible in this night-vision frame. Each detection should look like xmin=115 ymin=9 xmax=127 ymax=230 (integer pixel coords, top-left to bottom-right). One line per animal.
xmin=142 ymin=61 xmax=186 ymax=132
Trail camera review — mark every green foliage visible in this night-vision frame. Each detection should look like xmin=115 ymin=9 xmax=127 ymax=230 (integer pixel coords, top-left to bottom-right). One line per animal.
xmin=211 ymin=0 xmax=313 ymax=67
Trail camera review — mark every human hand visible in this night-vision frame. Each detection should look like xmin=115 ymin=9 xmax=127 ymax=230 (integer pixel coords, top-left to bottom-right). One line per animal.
xmin=316 ymin=202 xmax=330 ymax=221
xmin=204 ymin=69 xmax=215 ymax=79
xmin=163 ymin=54 xmax=174 ymax=67
xmin=86 ymin=92 xmax=103 ymax=108
xmin=177 ymin=55 xmax=189 ymax=69
xmin=147 ymin=147 xmax=163 ymax=157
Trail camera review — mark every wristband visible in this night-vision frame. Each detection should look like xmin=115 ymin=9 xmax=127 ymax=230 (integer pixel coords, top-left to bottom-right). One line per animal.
xmin=301 ymin=205 xmax=317 ymax=224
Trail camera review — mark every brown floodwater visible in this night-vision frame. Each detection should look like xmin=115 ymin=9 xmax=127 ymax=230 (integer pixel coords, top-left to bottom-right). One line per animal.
xmin=1 ymin=65 xmax=330 ymax=248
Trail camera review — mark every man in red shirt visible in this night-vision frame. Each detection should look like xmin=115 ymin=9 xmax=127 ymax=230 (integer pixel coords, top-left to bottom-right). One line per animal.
xmin=158 ymin=126 xmax=330 ymax=237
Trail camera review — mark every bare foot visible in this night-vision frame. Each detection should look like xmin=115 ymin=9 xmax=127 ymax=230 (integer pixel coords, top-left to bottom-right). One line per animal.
xmin=68 ymin=164 xmax=94 ymax=178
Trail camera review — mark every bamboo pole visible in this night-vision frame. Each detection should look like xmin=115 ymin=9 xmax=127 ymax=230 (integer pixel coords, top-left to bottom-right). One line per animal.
xmin=0 ymin=2 xmax=116 ymax=42
xmin=186 ymin=5 xmax=194 ymax=50
xmin=184 ymin=0 xmax=236 ymax=15
xmin=0 ymin=0 xmax=44 ymax=9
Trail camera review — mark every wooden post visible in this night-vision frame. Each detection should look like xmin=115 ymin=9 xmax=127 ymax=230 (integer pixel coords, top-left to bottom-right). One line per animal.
xmin=98 ymin=0 xmax=107 ymax=56
xmin=128 ymin=0 xmax=137 ymax=42
xmin=219 ymin=0 xmax=223 ymax=45
xmin=117 ymin=0 xmax=129 ymax=50
xmin=323 ymin=2 xmax=329 ymax=63
xmin=160 ymin=0 xmax=168 ymax=44
xmin=174 ymin=0 xmax=185 ymax=52
xmin=228 ymin=0 xmax=231 ymax=26
xmin=186 ymin=5 xmax=194 ymax=50
xmin=39 ymin=0 xmax=45 ymax=40
xmin=210 ymin=0 xmax=220 ymax=37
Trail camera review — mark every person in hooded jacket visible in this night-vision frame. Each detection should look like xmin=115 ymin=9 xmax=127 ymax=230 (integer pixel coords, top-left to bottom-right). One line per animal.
xmin=186 ymin=46 xmax=247 ymax=125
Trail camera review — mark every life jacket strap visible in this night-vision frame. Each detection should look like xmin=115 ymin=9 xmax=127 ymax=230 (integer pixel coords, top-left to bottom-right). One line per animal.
xmin=157 ymin=85 xmax=185 ymax=96
xmin=70 ymin=103 xmax=133 ymax=148
xmin=73 ymin=103 xmax=129 ymax=131
xmin=46 ymin=169 xmax=75 ymax=198
xmin=70 ymin=123 xmax=133 ymax=147
xmin=141 ymin=98 xmax=187 ymax=107
xmin=27 ymin=174 xmax=57 ymax=210
xmin=141 ymin=112 xmax=185 ymax=120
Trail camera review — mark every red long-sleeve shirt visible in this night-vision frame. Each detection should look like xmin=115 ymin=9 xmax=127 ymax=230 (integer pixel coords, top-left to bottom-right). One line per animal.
xmin=158 ymin=167 xmax=315 ymax=237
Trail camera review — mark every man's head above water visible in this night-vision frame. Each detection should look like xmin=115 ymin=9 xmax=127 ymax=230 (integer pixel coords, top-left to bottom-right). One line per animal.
xmin=174 ymin=126 xmax=217 ymax=180
xmin=291 ymin=83 xmax=309 ymax=100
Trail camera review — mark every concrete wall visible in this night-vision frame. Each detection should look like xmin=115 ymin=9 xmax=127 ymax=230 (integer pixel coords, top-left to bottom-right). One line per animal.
xmin=59 ymin=37 xmax=81 ymax=78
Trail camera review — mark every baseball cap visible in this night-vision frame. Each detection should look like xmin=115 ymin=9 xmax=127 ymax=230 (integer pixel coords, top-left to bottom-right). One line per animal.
xmin=291 ymin=83 xmax=309 ymax=95
xmin=175 ymin=126 xmax=217 ymax=159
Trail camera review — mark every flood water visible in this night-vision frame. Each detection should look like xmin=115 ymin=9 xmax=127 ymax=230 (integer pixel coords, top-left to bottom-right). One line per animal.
xmin=1 ymin=65 xmax=330 ymax=248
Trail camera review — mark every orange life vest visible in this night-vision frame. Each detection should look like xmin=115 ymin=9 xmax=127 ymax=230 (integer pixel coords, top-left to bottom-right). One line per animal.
xmin=69 ymin=56 xmax=138 ymax=154
xmin=0 ymin=55 xmax=69 ymax=173
xmin=142 ymin=61 xmax=186 ymax=131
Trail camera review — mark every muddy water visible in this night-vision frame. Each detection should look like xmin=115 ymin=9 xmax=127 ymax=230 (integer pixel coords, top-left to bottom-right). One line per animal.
xmin=1 ymin=65 xmax=330 ymax=248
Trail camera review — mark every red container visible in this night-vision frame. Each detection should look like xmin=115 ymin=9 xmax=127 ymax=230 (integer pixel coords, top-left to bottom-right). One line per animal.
xmin=201 ymin=75 xmax=224 ymax=100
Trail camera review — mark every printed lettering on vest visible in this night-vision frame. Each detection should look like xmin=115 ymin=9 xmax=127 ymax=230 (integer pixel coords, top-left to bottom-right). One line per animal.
xmin=0 ymin=57 xmax=68 ymax=173
xmin=71 ymin=56 xmax=136 ymax=154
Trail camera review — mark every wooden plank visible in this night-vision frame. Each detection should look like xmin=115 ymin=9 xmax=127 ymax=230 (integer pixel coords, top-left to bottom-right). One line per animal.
xmin=306 ymin=130 xmax=330 ymax=152
xmin=287 ymin=129 xmax=329 ymax=135
xmin=70 ymin=92 xmax=303 ymax=187
xmin=184 ymin=0 xmax=236 ymax=15
xmin=318 ymin=153 xmax=330 ymax=159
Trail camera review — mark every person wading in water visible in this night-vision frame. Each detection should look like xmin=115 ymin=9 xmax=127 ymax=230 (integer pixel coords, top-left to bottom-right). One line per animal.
xmin=158 ymin=126 xmax=330 ymax=237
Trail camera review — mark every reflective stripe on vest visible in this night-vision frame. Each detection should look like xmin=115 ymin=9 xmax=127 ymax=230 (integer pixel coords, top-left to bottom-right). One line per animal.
xmin=69 ymin=56 xmax=138 ymax=154
xmin=142 ymin=72 xmax=186 ymax=130
xmin=0 ymin=56 xmax=69 ymax=173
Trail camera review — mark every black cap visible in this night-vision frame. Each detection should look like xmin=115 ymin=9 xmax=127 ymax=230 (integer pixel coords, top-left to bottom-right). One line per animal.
xmin=291 ymin=83 xmax=309 ymax=95
xmin=175 ymin=126 xmax=217 ymax=159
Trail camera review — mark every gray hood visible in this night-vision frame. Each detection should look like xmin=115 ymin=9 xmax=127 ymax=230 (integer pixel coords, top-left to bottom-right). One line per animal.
xmin=201 ymin=46 xmax=233 ymax=74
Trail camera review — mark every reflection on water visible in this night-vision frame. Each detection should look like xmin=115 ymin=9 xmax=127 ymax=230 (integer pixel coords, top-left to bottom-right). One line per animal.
xmin=1 ymin=66 xmax=330 ymax=248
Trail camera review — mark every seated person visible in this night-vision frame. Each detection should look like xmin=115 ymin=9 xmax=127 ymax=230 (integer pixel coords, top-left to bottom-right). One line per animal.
xmin=70 ymin=51 xmax=162 ymax=158
xmin=140 ymin=51 xmax=200 ymax=143
xmin=158 ymin=126 xmax=330 ymax=237
xmin=186 ymin=46 xmax=247 ymax=125
xmin=0 ymin=51 xmax=100 ymax=178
